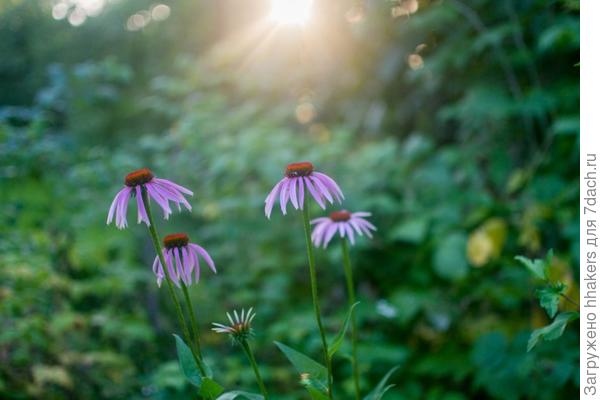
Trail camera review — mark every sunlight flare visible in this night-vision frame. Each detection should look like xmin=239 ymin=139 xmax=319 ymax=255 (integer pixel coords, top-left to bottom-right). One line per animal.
xmin=269 ymin=0 xmax=313 ymax=25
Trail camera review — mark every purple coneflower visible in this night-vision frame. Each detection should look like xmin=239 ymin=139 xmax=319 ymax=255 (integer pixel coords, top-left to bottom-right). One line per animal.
xmin=311 ymin=210 xmax=376 ymax=248
xmin=107 ymin=168 xmax=193 ymax=229
xmin=264 ymin=162 xmax=344 ymax=219
xmin=152 ymin=233 xmax=216 ymax=288
xmin=212 ymin=308 xmax=256 ymax=342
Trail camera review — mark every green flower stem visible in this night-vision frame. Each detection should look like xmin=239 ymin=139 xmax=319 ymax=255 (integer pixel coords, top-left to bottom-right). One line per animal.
xmin=241 ymin=339 xmax=269 ymax=399
xmin=301 ymin=204 xmax=334 ymax=400
xmin=181 ymin=282 xmax=207 ymax=365
xmin=142 ymin=190 xmax=206 ymax=377
xmin=341 ymin=238 xmax=360 ymax=400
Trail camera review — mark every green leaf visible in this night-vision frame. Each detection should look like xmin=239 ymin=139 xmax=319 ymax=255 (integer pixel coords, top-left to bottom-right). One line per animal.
xmin=274 ymin=341 xmax=328 ymax=394
xmin=304 ymin=386 xmax=330 ymax=400
xmin=391 ymin=218 xmax=428 ymax=243
xmin=202 ymin=359 xmax=214 ymax=379
xmin=527 ymin=311 xmax=579 ymax=352
xmin=364 ymin=366 xmax=399 ymax=400
xmin=173 ymin=334 xmax=202 ymax=386
xmin=199 ymin=377 xmax=225 ymax=398
xmin=515 ymin=255 xmax=547 ymax=281
xmin=536 ymin=283 xmax=567 ymax=318
xmin=328 ymin=302 xmax=359 ymax=359
xmin=433 ymin=233 xmax=468 ymax=281
xmin=551 ymin=116 xmax=579 ymax=136
xmin=216 ymin=391 xmax=264 ymax=400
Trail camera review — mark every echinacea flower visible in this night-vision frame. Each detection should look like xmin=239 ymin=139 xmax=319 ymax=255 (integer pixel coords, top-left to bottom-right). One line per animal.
xmin=152 ymin=233 xmax=216 ymax=287
xmin=107 ymin=168 xmax=193 ymax=229
xmin=212 ymin=308 xmax=256 ymax=342
xmin=264 ymin=162 xmax=344 ymax=218
xmin=311 ymin=210 xmax=376 ymax=248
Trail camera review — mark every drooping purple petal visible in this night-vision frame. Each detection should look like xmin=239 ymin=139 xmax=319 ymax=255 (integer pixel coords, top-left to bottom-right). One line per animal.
xmin=279 ymin=179 xmax=291 ymax=215
xmin=107 ymin=187 xmax=128 ymax=225
xmin=345 ymin=223 xmax=356 ymax=244
xmin=298 ymin=178 xmax=305 ymax=209
xmin=311 ymin=220 xmax=330 ymax=247
xmin=146 ymin=183 xmax=172 ymax=218
xmin=150 ymin=180 xmax=192 ymax=211
xmin=153 ymin=178 xmax=194 ymax=196
xmin=188 ymin=246 xmax=200 ymax=283
xmin=289 ymin=178 xmax=299 ymax=210
xmin=310 ymin=176 xmax=334 ymax=204
xmin=152 ymin=180 xmax=192 ymax=211
xmin=264 ymin=178 xmax=285 ymax=219
xmin=151 ymin=183 xmax=185 ymax=212
xmin=339 ymin=223 xmax=346 ymax=238
xmin=304 ymin=177 xmax=326 ymax=209
xmin=182 ymin=246 xmax=194 ymax=285
xmin=356 ymin=217 xmax=377 ymax=231
xmin=174 ymin=248 xmax=189 ymax=286
xmin=355 ymin=218 xmax=375 ymax=238
xmin=116 ymin=187 xmax=132 ymax=229
xmin=135 ymin=186 xmax=150 ymax=226
xmin=313 ymin=172 xmax=344 ymax=202
xmin=165 ymin=250 xmax=180 ymax=287
xmin=190 ymin=243 xmax=217 ymax=274
xmin=152 ymin=255 xmax=164 ymax=287
xmin=349 ymin=219 xmax=365 ymax=236
xmin=323 ymin=223 xmax=339 ymax=248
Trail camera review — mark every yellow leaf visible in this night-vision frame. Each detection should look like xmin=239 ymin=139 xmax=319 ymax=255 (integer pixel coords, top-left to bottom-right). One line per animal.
xmin=467 ymin=218 xmax=507 ymax=267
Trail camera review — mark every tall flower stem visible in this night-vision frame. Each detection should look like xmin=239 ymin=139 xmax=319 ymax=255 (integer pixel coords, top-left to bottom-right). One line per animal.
xmin=341 ymin=238 xmax=360 ymax=400
xmin=301 ymin=204 xmax=334 ymax=399
xmin=142 ymin=190 xmax=206 ymax=377
xmin=181 ymin=283 xmax=206 ymax=363
xmin=241 ymin=339 xmax=269 ymax=399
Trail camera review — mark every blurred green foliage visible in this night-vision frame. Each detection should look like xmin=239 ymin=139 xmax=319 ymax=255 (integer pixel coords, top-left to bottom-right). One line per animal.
xmin=0 ymin=0 xmax=579 ymax=399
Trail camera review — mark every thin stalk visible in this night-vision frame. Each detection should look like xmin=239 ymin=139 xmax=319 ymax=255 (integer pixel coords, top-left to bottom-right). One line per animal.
xmin=341 ymin=238 xmax=360 ymax=400
xmin=561 ymin=293 xmax=580 ymax=308
xmin=301 ymin=204 xmax=334 ymax=399
xmin=241 ymin=339 xmax=269 ymax=399
xmin=142 ymin=190 xmax=206 ymax=376
xmin=181 ymin=282 xmax=207 ymax=368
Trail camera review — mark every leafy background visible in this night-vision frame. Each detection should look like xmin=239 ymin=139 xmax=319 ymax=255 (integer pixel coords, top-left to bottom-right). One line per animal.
xmin=0 ymin=0 xmax=579 ymax=399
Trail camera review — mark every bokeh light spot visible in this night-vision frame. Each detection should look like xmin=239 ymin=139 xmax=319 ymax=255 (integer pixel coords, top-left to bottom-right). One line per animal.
xmin=408 ymin=53 xmax=424 ymax=70
xmin=52 ymin=3 xmax=68 ymax=20
xmin=151 ymin=4 xmax=170 ymax=21
xmin=296 ymin=102 xmax=316 ymax=124
xmin=392 ymin=0 xmax=419 ymax=18
xmin=68 ymin=7 xmax=87 ymax=26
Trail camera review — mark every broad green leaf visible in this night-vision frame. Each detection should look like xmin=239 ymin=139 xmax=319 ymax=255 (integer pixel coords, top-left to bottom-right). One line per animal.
xmin=304 ymin=386 xmax=330 ymax=400
xmin=328 ymin=302 xmax=359 ymax=359
xmin=364 ymin=366 xmax=399 ymax=400
xmin=173 ymin=334 xmax=202 ymax=386
xmin=527 ymin=311 xmax=579 ymax=352
xmin=199 ymin=377 xmax=225 ymax=398
xmin=515 ymin=255 xmax=547 ymax=281
xmin=202 ymin=359 xmax=214 ymax=379
xmin=216 ymin=391 xmax=264 ymax=400
xmin=274 ymin=341 xmax=328 ymax=394
xmin=536 ymin=283 xmax=567 ymax=318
